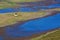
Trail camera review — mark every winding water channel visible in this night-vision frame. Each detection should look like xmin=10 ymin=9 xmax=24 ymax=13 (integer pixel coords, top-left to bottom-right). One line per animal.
xmin=0 ymin=2 xmax=60 ymax=39
xmin=0 ymin=4 xmax=60 ymax=13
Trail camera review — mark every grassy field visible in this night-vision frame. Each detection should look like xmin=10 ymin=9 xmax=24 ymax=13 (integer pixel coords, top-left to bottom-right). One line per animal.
xmin=31 ymin=29 xmax=60 ymax=40
xmin=0 ymin=2 xmax=16 ymax=9
xmin=7 ymin=0 xmax=37 ymax=2
xmin=0 ymin=0 xmax=45 ymax=9
xmin=0 ymin=11 xmax=47 ymax=27
xmin=4 ymin=0 xmax=44 ymax=2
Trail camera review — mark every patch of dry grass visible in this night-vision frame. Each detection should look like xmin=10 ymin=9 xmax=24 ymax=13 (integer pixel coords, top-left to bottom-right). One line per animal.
xmin=31 ymin=29 xmax=60 ymax=40
xmin=0 ymin=12 xmax=46 ymax=27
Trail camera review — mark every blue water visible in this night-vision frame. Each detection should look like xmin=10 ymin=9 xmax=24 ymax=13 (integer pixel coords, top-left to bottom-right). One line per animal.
xmin=5 ymin=13 xmax=60 ymax=38
xmin=0 ymin=4 xmax=60 ymax=13
xmin=0 ymin=36 xmax=3 ymax=40
xmin=55 ymin=0 xmax=60 ymax=2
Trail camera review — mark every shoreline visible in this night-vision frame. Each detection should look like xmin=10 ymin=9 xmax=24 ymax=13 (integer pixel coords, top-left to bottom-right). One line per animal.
xmin=31 ymin=28 xmax=60 ymax=40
